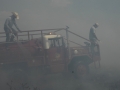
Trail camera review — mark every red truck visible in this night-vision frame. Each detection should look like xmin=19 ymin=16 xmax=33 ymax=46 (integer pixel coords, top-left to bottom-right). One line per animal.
xmin=0 ymin=27 xmax=101 ymax=83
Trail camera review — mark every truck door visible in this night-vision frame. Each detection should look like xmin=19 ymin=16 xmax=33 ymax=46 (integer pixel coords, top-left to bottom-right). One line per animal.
xmin=47 ymin=37 xmax=66 ymax=64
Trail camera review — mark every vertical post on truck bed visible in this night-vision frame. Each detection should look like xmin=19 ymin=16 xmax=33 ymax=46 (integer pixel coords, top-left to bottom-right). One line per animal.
xmin=98 ymin=45 xmax=101 ymax=68
xmin=65 ymin=26 xmax=70 ymax=72
xmin=41 ymin=31 xmax=45 ymax=69
xmin=66 ymin=26 xmax=70 ymax=59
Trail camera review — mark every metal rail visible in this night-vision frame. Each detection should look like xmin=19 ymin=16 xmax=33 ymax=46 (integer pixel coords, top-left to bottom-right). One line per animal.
xmin=0 ymin=27 xmax=90 ymax=42
xmin=66 ymin=29 xmax=90 ymax=42
xmin=63 ymin=37 xmax=84 ymax=47
xmin=0 ymin=28 xmax=65 ymax=34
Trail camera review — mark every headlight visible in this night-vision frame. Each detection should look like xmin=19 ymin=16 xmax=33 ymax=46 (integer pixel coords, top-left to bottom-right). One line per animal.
xmin=74 ymin=50 xmax=78 ymax=54
xmin=47 ymin=32 xmax=56 ymax=35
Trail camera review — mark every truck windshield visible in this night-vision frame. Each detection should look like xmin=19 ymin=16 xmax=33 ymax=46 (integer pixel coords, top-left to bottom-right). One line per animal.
xmin=48 ymin=37 xmax=63 ymax=48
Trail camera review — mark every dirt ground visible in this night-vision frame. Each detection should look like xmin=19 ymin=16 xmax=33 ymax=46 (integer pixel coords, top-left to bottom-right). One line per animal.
xmin=0 ymin=64 xmax=120 ymax=90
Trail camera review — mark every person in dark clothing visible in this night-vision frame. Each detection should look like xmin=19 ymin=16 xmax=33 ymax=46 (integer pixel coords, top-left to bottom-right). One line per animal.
xmin=4 ymin=12 xmax=21 ymax=47
xmin=89 ymin=23 xmax=100 ymax=55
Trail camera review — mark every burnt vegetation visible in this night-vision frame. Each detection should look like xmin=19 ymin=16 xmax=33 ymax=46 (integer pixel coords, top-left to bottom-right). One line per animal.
xmin=7 ymin=80 xmax=40 ymax=90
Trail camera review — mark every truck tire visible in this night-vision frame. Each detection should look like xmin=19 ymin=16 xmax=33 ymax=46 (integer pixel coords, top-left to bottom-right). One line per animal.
xmin=74 ymin=62 xmax=89 ymax=79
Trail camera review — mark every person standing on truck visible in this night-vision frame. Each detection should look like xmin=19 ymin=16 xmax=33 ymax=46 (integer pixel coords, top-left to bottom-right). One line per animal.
xmin=89 ymin=23 xmax=100 ymax=54
xmin=4 ymin=12 xmax=21 ymax=47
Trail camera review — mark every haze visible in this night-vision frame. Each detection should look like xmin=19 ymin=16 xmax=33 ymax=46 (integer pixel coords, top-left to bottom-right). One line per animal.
xmin=0 ymin=0 xmax=120 ymax=89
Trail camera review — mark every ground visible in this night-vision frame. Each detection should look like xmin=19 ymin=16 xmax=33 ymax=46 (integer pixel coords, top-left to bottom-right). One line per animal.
xmin=0 ymin=65 xmax=120 ymax=90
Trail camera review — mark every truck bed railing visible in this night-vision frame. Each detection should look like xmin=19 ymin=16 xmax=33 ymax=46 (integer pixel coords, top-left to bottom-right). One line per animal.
xmin=0 ymin=27 xmax=90 ymax=42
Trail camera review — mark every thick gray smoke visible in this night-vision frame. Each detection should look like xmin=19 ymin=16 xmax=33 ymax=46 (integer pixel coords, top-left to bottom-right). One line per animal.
xmin=0 ymin=0 xmax=120 ymax=90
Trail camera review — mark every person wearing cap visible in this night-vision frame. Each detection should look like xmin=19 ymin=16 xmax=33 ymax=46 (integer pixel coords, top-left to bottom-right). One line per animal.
xmin=4 ymin=12 xmax=21 ymax=47
xmin=89 ymin=23 xmax=100 ymax=55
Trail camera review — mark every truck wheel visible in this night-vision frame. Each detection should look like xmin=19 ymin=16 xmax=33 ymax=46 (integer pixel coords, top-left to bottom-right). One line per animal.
xmin=74 ymin=63 xmax=89 ymax=79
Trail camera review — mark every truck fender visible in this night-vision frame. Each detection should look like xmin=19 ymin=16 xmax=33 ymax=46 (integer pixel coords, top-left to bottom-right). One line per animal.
xmin=68 ymin=55 xmax=92 ymax=73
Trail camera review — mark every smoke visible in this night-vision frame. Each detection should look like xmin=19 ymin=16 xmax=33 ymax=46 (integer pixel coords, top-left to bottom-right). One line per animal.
xmin=0 ymin=0 xmax=120 ymax=90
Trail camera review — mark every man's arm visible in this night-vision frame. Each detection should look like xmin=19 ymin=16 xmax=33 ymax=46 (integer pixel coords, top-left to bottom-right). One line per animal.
xmin=91 ymin=29 xmax=99 ymax=41
xmin=93 ymin=32 xmax=99 ymax=41
xmin=13 ymin=20 xmax=21 ymax=32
